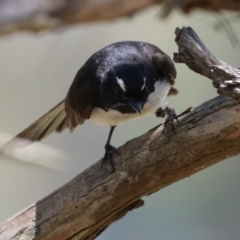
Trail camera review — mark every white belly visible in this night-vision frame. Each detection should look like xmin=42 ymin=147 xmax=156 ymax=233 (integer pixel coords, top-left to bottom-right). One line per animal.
xmin=90 ymin=81 xmax=171 ymax=126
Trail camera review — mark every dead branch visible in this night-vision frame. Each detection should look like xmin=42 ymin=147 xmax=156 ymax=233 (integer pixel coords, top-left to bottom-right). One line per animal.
xmin=163 ymin=0 xmax=240 ymax=16
xmin=0 ymin=0 xmax=158 ymax=34
xmin=1 ymin=26 xmax=240 ymax=240
xmin=0 ymin=97 xmax=239 ymax=240
xmin=0 ymin=0 xmax=240 ymax=35
xmin=174 ymin=26 xmax=240 ymax=101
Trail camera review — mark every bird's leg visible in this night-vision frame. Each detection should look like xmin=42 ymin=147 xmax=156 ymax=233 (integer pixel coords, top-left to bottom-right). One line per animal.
xmin=101 ymin=126 xmax=120 ymax=172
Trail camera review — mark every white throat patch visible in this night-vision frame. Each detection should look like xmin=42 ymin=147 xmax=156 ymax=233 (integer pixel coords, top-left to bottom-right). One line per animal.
xmin=116 ymin=77 xmax=126 ymax=92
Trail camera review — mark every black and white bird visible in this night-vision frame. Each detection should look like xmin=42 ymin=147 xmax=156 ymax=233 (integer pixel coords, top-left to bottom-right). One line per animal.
xmin=3 ymin=41 xmax=177 ymax=171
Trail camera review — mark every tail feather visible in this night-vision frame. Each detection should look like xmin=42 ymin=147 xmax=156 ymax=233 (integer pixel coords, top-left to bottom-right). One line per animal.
xmin=2 ymin=100 xmax=68 ymax=151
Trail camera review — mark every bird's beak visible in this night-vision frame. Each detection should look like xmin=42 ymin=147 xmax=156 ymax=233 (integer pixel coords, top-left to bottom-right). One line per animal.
xmin=129 ymin=101 xmax=142 ymax=114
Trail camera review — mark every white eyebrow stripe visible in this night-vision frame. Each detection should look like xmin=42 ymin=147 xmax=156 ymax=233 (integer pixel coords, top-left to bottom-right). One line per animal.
xmin=116 ymin=77 xmax=126 ymax=92
xmin=141 ymin=77 xmax=146 ymax=91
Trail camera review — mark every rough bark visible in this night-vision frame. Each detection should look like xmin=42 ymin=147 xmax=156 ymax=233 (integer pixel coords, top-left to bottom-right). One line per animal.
xmin=0 ymin=0 xmax=240 ymax=35
xmin=174 ymin=26 xmax=240 ymax=101
xmin=1 ymin=26 xmax=240 ymax=240
xmin=1 ymin=97 xmax=239 ymax=240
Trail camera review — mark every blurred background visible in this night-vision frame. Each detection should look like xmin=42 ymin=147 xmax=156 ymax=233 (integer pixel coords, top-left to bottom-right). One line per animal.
xmin=0 ymin=5 xmax=240 ymax=240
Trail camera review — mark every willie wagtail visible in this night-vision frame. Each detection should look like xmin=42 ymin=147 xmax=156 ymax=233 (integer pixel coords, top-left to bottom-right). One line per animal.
xmin=3 ymin=41 xmax=177 ymax=171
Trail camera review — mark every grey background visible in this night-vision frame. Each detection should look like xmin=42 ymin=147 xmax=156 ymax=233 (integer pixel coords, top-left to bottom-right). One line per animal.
xmin=0 ymin=7 xmax=240 ymax=240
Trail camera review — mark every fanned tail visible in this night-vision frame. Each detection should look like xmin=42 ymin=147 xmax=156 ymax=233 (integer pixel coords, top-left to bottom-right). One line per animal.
xmin=2 ymin=100 xmax=68 ymax=151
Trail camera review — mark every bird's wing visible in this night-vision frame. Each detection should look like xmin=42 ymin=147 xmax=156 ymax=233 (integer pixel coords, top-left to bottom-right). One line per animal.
xmin=168 ymin=87 xmax=178 ymax=96
xmin=152 ymin=51 xmax=177 ymax=84
xmin=140 ymin=42 xmax=177 ymax=84
xmin=1 ymin=100 xmax=69 ymax=152
xmin=65 ymin=64 xmax=97 ymax=127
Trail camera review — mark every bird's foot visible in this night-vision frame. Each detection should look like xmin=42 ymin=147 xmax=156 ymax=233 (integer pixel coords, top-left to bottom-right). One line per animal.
xmin=164 ymin=106 xmax=179 ymax=134
xmin=154 ymin=106 xmax=192 ymax=134
xmin=101 ymin=144 xmax=120 ymax=172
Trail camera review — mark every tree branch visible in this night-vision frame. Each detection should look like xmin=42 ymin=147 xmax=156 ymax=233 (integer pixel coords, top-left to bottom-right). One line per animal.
xmin=1 ymin=26 xmax=240 ymax=240
xmin=1 ymin=97 xmax=240 ymax=240
xmin=0 ymin=0 xmax=158 ymax=34
xmin=174 ymin=26 xmax=240 ymax=101
xmin=0 ymin=0 xmax=240 ymax=35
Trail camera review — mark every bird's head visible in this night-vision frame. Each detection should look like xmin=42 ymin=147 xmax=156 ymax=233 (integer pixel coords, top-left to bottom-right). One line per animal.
xmin=101 ymin=62 xmax=156 ymax=114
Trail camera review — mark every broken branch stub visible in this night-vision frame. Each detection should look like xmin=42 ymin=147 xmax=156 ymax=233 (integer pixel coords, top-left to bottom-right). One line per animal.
xmin=174 ymin=26 xmax=240 ymax=101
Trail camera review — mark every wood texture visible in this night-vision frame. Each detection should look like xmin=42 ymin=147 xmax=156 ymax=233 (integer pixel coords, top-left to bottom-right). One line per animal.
xmin=1 ymin=96 xmax=240 ymax=240
xmin=174 ymin=26 xmax=240 ymax=101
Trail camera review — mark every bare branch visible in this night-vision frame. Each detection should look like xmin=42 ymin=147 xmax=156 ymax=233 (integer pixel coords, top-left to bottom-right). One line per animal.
xmin=0 ymin=0 xmax=159 ymax=34
xmin=0 ymin=95 xmax=240 ymax=240
xmin=174 ymin=26 xmax=240 ymax=101
xmin=1 ymin=0 xmax=240 ymax=35
xmin=164 ymin=0 xmax=240 ymax=14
